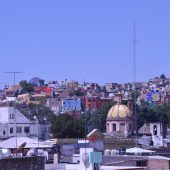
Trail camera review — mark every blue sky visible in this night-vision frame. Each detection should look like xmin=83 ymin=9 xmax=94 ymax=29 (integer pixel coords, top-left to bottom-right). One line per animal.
xmin=0 ymin=1 xmax=170 ymax=86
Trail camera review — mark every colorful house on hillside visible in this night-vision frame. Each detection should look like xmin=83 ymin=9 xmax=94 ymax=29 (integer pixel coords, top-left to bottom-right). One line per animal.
xmin=34 ymin=86 xmax=53 ymax=97
xmin=84 ymin=96 xmax=114 ymax=111
xmin=62 ymin=98 xmax=81 ymax=114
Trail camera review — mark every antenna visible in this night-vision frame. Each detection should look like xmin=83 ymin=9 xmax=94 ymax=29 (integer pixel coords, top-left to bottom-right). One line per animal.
xmin=5 ymin=71 xmax=22 ymax=86
xmin=133 ymin=22 xmax=137 ymax=145
xmin=5 ymin=71 xmax=22 ymax=155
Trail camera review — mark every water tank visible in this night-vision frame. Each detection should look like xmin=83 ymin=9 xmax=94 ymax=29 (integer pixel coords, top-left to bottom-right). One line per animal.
xmin=111 ymin=149 xmax=118 ymax=156
xmin=104 ymin=149 xmax=111 ymax=156
xmin=119 ymin=147 xmax=126 ymax=155
xmin=27 ymin=148 xmax=44 ymax=156
xmin=0 ymin=149 xmax=11 ymax=157
xmin=0 ymin=150 xmax=3 ymax=159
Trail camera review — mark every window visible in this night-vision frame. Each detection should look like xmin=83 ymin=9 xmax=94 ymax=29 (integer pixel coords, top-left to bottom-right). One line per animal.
xmin=129 ymin=124 xmax=132 ymax=130
xmin=9 ymin=114 xmax=14 ymax=119
xmin=137 ymin=161 xmax=147 ymax=167
xmin=16 ymin=127 xmax=22 ymax=133
xmin=24 ymin=127 xmax=30 ymax=133
xmin=3 ymin=131 xmax=5 ymax=135
xmin=10 ymin=128 xmax=13 ymax=134
xmin=153 ymin=125 xmax=157 ymax=135
xmin=46 ymin=127 xmax=49 ymax=133
xmin=107 ymin=124 xmax=109 ymax=132
xmin=112 ymin=124 xmax=116 ymax=131
xmin=120 ymin=123 xmax=125 ymax=132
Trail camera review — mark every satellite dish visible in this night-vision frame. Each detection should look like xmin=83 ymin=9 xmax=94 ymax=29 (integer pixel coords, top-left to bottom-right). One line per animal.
xmin=82 ymin=153 xmax=90 ymax=168
xmin=18 ymin=142 xmax=27 ymax=150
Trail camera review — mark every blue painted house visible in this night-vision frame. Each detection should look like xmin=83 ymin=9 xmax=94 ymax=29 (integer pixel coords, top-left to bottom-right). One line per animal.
xmin=62 ymin=98 xmax=81 ymax=113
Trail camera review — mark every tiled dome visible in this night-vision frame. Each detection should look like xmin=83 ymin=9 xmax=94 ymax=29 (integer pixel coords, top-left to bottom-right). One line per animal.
xmin=107 ymin=104 xmax=132 ymax=119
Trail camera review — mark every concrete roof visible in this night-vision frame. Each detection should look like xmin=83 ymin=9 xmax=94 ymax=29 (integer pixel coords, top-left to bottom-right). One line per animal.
xmin=100 ymin=166 xmax=145 ymax=170
xmin=0 ymin=137 xmax=52 ymax=149
xmin=87 ymin=129 xmax=104 ymax=139
xmin=148 ymin=155 xmax=170 ymax=160
xmin=126 ymin=147 xmax=155 ymax=154
xmin=138 ymin=123 xmax=151 ymax=135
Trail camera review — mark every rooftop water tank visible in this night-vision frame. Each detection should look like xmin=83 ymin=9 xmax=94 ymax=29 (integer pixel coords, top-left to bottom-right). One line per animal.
xmin=0 ymin=149 xmax=11 ymax=157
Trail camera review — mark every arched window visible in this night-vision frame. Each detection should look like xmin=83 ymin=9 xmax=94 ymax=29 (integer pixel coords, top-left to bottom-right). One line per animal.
xmin=107 ymin=123 xmax=109 ymax=132
xmin=112 ymin=124 xmax=116 ymax=131
xmin=153 ymin=125 xmax=157 ymax=135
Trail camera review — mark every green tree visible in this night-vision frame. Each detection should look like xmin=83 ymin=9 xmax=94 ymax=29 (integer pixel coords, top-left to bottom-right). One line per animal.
xmin=160 ymin=74 xmax=166 ymax=80
xmin=137 ymin=103 xmax=170 ymax=137
xmin=81 ymin=109 xmax=93 ymax=134
xmin=51 ymin=114 xmax=85 ymax=138
xmin=154 ymin=104 xmax=170 ymax=137
xmin=20 ymin=80 xmax=34 ymax=94
xmin=138 ymin=103 xmax=160 ymax=125
xmin=89 ymin=102 xmax=115 ymax=132
xmin=69 ymin=90 xmax=85 ymax=97
xmin=130 ymin=90 xmax=141 ymax=101
xmin=16 ymin=103 xmax=85 ymax=138
xmin=160 ymin=113 xmax=169 ymax=137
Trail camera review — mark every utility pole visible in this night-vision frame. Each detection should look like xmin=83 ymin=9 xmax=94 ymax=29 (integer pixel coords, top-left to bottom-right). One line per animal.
xmin=34 ymin=115 xmax=39 ymax=148
xmin=5 ymin=71 xmax=22 ymax=155
xmin=133 ymin=22 xmax=138 ymax=146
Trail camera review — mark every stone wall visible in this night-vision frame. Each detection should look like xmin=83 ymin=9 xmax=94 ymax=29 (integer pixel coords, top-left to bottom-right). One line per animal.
xmin=148 ymin=159 xmax=170 ymax=170
xmin=103 ymin=155 xmax=147 ymax=165
xmin=0 ymin=156 xmax=45 ymax=170
xmin=55 ymin=138 xmax=135 ymax=150
xmin=104 ymin=138 xmax=135 ymax=149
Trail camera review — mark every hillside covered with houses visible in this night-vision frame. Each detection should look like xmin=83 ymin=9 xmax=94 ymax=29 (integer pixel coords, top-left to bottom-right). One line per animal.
xmin=1 ymin=74 xmax=170 ymax=138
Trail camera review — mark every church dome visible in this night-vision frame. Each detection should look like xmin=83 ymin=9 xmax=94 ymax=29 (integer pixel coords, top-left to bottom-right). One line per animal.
xmin=107 ymin=104 xmax=132 ymax=119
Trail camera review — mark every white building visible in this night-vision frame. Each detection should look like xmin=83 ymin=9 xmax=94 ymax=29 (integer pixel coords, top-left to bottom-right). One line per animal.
xmin=0 ymin=107 xmax=50 ymax=140
xmin=138 ymin=122 xmax=164 ymax=147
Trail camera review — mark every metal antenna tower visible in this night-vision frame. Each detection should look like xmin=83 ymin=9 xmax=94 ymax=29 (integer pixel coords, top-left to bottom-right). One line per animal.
xmin=133 ymin=22 xmax=138 ymax=146
xmin=5 ymin=71 xmax=22 ymax=155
